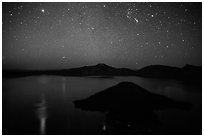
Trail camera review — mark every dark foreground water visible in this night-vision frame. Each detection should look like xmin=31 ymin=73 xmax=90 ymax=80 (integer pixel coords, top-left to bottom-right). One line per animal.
xmin=2 ymin=76 xmax=202 ymax=135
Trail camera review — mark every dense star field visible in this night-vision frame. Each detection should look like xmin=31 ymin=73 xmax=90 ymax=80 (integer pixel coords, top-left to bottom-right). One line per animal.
xmin=2 ymin=2 xmax=202 ymax=70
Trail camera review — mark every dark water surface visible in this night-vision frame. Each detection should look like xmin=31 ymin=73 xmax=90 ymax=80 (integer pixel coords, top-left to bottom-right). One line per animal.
xmin=2 ymin=76 xmax=202 ymax=134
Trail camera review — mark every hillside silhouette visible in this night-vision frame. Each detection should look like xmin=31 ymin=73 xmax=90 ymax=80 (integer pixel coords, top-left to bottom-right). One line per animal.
xmin=74 ymin=82 xmax=191 ymax=134
xmin=3 ymin=63 xmax=201 ymax=85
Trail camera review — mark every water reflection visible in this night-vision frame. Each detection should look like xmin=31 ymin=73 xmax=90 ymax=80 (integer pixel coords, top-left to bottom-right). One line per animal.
xmin=101 ymin=110 xmax=159 ymax=134
xmin=36 ymin=93 xmax=47 ymax=135
xmin=3 ymin=76 xmax=201 ymax=135
xmin=38 ymin=76 xmax=48 ymax=84
xmin=62 ymin=77 xmax=66 ymax=95
xmin=102 ymin=123 xmax=106 ymax=131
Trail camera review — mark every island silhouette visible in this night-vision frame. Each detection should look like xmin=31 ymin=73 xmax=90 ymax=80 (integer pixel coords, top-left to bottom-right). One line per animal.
xmin=3 ymin=63 xmax=201 ymax=85
xmin=74 ymin=82 xmax=191 ymax=134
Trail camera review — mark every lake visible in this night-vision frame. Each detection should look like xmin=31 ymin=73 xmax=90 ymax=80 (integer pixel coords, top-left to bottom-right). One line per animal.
xmin=2 ymin=76 xmax=202 ymax=135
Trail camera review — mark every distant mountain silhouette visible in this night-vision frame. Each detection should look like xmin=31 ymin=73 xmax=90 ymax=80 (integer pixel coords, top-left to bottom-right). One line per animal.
xmin=135 ymin=64 xmax=201 ymax=85
xmin=181 ymin=64 xmax=202 ymax=82
xmin=3 ymin=63 xmax=136 ymax=77
xmin=3 ymin=63 xmax=201 ymax=84
xmin=67 ymin=63 xmax=136 ymax=76
xmin=74 ymin=82 xmax=191 ymax=134
xmin=135 ymin=65 xmax=181 ymax=79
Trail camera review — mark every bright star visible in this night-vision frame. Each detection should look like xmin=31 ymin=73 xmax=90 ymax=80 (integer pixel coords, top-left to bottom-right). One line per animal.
xmin=41 ymin=9 xmax=45 ymax=13
xmin=134 ymin=18 xmax=139 ymax=23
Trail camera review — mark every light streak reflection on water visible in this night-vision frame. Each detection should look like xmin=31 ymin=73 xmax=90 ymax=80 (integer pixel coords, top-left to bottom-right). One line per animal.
xmin=36 ymin=93 xmax=47 ymax=135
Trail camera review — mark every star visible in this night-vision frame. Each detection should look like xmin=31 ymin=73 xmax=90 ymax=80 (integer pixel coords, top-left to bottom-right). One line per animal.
xmin=2 ymin=2 xmax=202 ymax=71
xmin=127 ymin=15 xmax=131 ymax=19
xmin=134 ymin=18 xmax=139 ymax=23
xmin=91 ymin=27 xmax=95 ymax=30
xmin=41 ymin=9 xmax=45 ymax=13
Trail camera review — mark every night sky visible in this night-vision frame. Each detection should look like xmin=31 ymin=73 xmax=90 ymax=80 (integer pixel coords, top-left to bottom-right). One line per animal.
xmin=2 ymin=2 xmax=202 ymax=70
